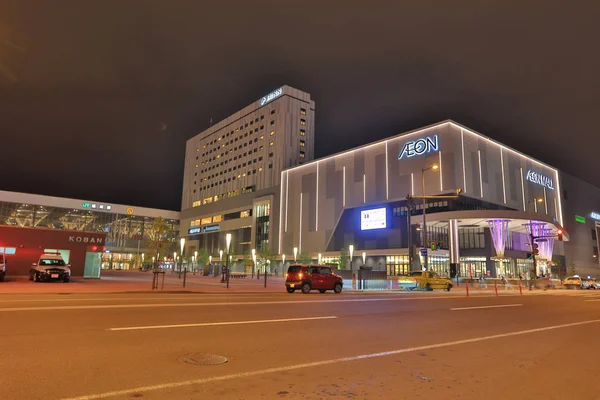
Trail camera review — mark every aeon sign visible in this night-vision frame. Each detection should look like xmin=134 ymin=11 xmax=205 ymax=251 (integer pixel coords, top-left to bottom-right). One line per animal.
xmin=259 ymin=88 xmax=283 ymax=106
xmin=398 ymin=135 xmax=439 ymax=160
xmin=526 ymin=170 xmax=555 ymax=190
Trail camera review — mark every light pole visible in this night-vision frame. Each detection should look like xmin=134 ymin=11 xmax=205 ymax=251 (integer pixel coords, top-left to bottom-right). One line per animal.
xmin=349 ymin=244 xmax=354 ymax=270
xmin=362 ymin=251 xmax=366 ymax=267
xmin=209 ymin=255 xmax=212 ymax=275
xmin=527 ymin=198 xmax=544 ymax=288
xmin=421 ymin=164 xmax=439 ymax=271
xmin=293 ymin=247 xmax=298 ymax=263
xmin=194 ymin=250 xmax=198 ymax=274
xmin=180 ymin=238 xmax=186 ymax=278
xmin=252 ymin=248 xmax=256 ymax=278
xmin=318 ymin=253 xmax=322 ymax=264
xmin=225 ymin=233 xmax=232 ymax=288
xmin=141 ymin=253 xmax=144 ymax=270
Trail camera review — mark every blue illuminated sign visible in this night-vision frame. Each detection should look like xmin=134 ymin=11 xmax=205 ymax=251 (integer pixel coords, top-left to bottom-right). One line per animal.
xmin=526 ymin=170 xmax=555 ymax=190
xmin=188 ymin=227 xmax=201 ymax=235
xmin=203 ymin=225 xmax=220 ymax=233
xmin=591 ymin=212 xmax=600 ymax=221
xmin=259 ymin=88 xmax=283 ymax=106
xmin=398 ymin=135 xmax=439 ymax=160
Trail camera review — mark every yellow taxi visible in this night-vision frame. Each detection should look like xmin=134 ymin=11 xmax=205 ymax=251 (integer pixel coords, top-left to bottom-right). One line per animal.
xmin=397 ymin=271 xmax=453 ymax=291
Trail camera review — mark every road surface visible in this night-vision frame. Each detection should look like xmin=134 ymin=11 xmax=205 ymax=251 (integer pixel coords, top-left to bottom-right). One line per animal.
xmin=1 ymin=289 xmax=599 ymax=399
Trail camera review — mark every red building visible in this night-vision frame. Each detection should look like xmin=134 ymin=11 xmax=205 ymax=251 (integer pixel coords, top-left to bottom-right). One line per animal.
xmin=0 ymin=226 xmax=106 ymax=278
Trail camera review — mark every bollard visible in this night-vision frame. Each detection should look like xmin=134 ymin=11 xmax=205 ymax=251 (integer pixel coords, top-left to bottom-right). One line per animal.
xmin=518 ymin=280 xmax=523 ymax=295
xmin=494 ymin=280 xmax=498 ymax=296
xmin=264 ymin=269 xmax=267 ymax=288
xmin=465 ymin=281 xmax=469 ymax=297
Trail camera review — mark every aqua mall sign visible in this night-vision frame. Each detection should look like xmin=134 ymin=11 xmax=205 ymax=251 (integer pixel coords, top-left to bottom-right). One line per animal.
xmin=398 ymin=135 xmax=439 ymax=160
xmin=259 ymin=88 xmax=283 ymax=106
xmin=526 ymin=170 xmax=555 ymax=190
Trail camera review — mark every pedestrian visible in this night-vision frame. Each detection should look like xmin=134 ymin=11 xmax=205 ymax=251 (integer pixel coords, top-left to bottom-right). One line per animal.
xmin=479 ymin=274 xmax=488 ymax=289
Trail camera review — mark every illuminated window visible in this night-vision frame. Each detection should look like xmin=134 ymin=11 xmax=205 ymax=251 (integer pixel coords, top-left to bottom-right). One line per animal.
xmin=300 ymin=119 xmax=306 ymax=126
xmin=240 ymin=210 xmax=251 ymax=218
xmin=192 ymin=201 xmax=201 ymax=207
xmin=300 ymin=140 xmax=305 ymax=147
xmin=301 ymin=108 xmax=306 ymax=115
xmin=213 ymin=215 xmax=223 ymax=223
xmin=260 ymin=135 xmax=264 ymax=140
xmin=196 ymin=148 xmax=200 ymax=152
xmin=202 ymin=197 xmax=213 ymax=205
xmin=269 ymin=141 xmax=274 ymax=146
xmin=300 ymin=151 xmax=305 ymax=158
xmin=195 ymin=164 xmax=198 ymax=168
xmin=259 ymin=167 xmax=263 ymax=172
xmin=270 ymin=131 xmax=275 ymax=136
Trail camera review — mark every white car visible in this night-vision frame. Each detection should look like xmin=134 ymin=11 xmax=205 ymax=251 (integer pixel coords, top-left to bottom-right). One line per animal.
xmin=30 ymin=253 xmax=71 ymax=282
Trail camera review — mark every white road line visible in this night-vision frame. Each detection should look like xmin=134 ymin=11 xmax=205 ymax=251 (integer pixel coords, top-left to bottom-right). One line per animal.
xmin=109 ymin=316 xmax=337 ymax=331
xmin=450 ymin=304 xmax=523 ymax=311
xmin=0 ymin=295 xmax=275 ymax=303
xmin=584 ymin=299 xmax=600 ymax=302
xmin=0 ymin=296 xmax=460 ymax=312
xmin=62 ymin=318 xmax=600 ymax=400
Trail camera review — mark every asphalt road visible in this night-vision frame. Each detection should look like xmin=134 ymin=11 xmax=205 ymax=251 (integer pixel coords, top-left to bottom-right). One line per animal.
xmin=1 ymin=290 xmax=600 ymax=399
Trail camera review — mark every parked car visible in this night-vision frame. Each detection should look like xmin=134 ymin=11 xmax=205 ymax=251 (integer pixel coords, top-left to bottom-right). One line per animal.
xmin=285 ymin=264 xmax=343 ymax=294
xmin=563 ymin=276 xmax=586 ymax=289
xmin=0 ymin=252 xmax=6 ymax=282
xmin=397 ymin=271 xmax=453 ymax=291
xmin=30 ymin=253 xmax=71 ymax=282
xmin=585 ymin=277 xmax=599 ymax=289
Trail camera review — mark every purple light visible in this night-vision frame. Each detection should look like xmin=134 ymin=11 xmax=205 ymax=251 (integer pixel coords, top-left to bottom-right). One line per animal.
xmin=488 ymin=219 xmax=509 ymax=258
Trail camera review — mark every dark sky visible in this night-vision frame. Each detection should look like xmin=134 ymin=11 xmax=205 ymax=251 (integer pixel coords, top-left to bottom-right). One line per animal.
xmin=1 ymin=1 xmax=598 ymax=211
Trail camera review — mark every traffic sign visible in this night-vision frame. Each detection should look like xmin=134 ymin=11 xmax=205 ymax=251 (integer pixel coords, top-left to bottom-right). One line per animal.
xmin=420 ymin=248 xmax=428 ymax=257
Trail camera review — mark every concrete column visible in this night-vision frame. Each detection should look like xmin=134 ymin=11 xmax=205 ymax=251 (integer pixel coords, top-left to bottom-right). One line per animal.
xmin=448 ymin=219 xmax=460 ymax=278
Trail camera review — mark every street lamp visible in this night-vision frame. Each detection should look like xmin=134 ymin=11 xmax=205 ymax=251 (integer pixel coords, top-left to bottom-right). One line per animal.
xmin=293 ymin=247 xmax=298 ymax=262
xmin=421 ymin=164 xmax=439 ymax=271
xmin=526 ymin=198 xmax=544 ymax=286
xmin=282 ymin=254 xmax=286 ymax=273
xmin=349 ymin=244 xmax=354 ymax=270
xmin=225 ymin=233 xmax=232 ymax=288
xmin=362 ymin=251 xmax=366 ymax=266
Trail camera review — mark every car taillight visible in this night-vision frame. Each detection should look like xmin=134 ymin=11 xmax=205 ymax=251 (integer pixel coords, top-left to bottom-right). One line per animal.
xmin=285 ymin=273 xmax=288 ymax=279
xmin=298 ymin=273 xmax=303 ymax=279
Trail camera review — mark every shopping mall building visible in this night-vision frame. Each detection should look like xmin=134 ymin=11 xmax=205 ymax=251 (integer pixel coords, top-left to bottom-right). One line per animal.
xmin=0 ymin=190 xmax=180 ymax=277
xmin=278 ymin=120 xmax=568 ymax=279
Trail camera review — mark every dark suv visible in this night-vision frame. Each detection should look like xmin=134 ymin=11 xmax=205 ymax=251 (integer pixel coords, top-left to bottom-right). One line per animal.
xmin=285 ymin=264 xmax=343 ymax=294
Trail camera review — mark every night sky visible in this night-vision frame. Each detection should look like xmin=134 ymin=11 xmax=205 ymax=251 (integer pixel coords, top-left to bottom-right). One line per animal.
xmin=1 ymin=2 xmax=598 ymax=211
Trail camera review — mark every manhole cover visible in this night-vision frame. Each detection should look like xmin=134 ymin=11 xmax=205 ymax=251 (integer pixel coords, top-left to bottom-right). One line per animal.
xmin=178 ymin=353 xmax=228 ymax=366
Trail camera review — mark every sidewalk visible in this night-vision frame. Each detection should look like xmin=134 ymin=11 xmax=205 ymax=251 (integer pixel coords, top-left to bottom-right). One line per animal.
xmin=0 ymin=270 xmax=287 ymax=294
xmin=0 ymin=270 xmax=563 ymax=295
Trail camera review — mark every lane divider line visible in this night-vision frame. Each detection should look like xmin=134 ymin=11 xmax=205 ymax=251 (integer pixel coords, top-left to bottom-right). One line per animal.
xmin=61 ymin=318 xmax=600 ymax=400
xmin=109 ymin=316 xmax=338 ymax=331
xmin=450 ymin=304 xmax=523 ymax=311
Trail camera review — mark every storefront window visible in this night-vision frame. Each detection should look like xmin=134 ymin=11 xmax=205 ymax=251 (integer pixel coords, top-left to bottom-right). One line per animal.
xmin=386 ymin=255 xmax=409 ymax=276
xmin=459 ymin=256 xmax=487 ymax=278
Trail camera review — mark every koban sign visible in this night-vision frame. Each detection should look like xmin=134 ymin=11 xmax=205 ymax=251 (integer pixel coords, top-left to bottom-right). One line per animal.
xmin=68 ymin=236 xmax=103 ymax=244
xmin=398 ymin=135 xmax=439 ymax=160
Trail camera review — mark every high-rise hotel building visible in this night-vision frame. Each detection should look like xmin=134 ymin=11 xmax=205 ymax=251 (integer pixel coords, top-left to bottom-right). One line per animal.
xmin=180 ymin=86 xmax=315 ymax=258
